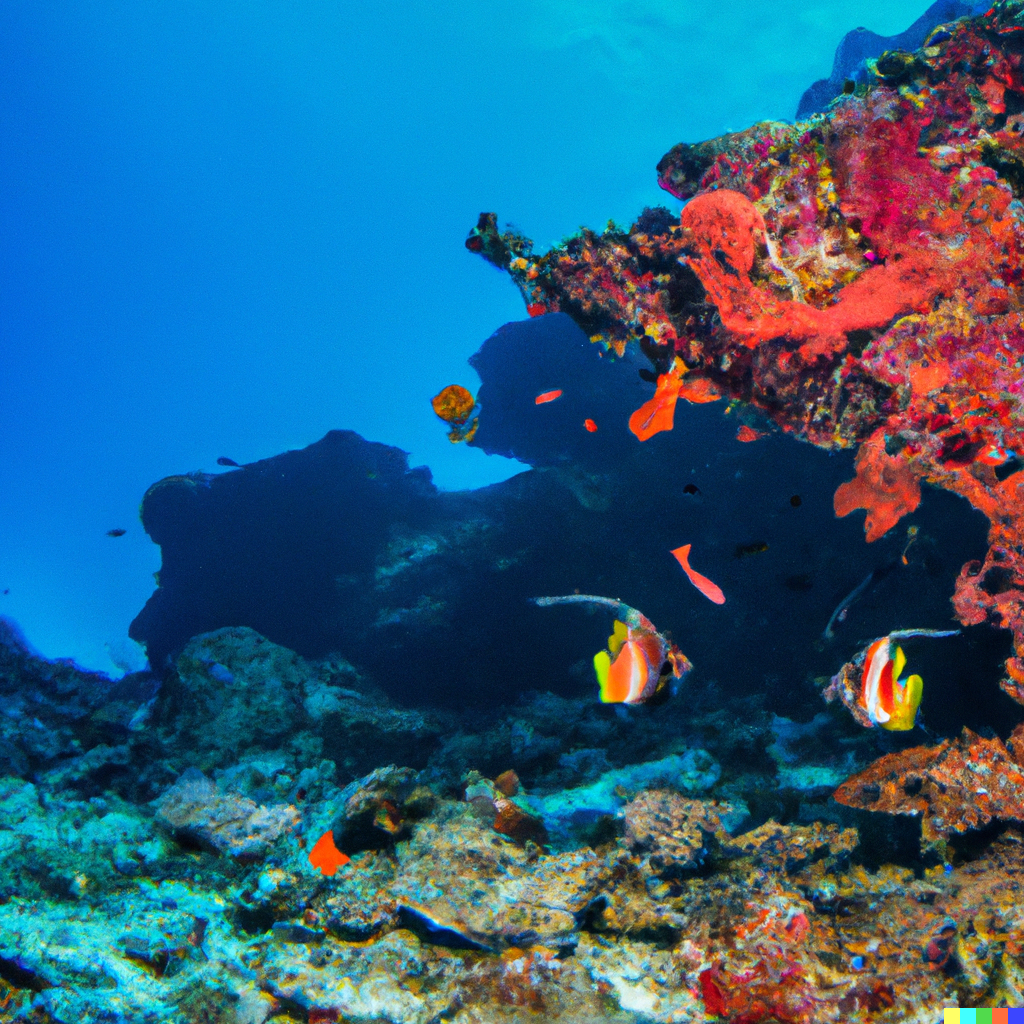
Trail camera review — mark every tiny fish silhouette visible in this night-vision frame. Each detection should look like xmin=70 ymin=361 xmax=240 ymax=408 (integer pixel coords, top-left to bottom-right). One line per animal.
xmin=106 ymin=528 xmax=126 ymax=537
xmin=734 ymin=541 xmax=769 ymax=558
xmin=683 ymin=483 xmax=701 ymax=496
xmin=671 ymin=544 xmax=725 ymax=604
xmin=535 ymin=389 xmax=563 ymax=405
xmin=790 ymin=494 xmax=802 ymax=507
xmin=216 ymin=457 xmax=240 ymax=467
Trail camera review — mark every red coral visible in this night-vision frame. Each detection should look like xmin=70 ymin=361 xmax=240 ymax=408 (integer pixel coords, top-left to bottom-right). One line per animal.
xmin=833 ymin=434 xmax=921 ymax=542
xmin=472 ymin=7 xmax=1024 ymax=710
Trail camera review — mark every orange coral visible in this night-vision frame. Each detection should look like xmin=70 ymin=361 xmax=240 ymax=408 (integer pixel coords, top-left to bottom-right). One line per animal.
xmin=833 ymin=433 xmax=921 ymax=542
xmin=678 ymin=189 xmax=950 ymax=362
xmin=629 ymin=362 xmax=720 ymax=441
xmin=431 ymin=384 xmax=478 ymax=443
xmin=431 ymin=384 xmax=475 ymax=425
xmin=629 ymin=364 xmax=683 ymax=441
xmin=833 ymin=726 xmax=1024 ymax=843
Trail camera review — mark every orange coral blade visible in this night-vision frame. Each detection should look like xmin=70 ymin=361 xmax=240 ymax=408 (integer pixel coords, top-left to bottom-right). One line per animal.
xmin=834 ymin=434 xmax=921 ymax=542
xmin=736 ymin=425 xmax=764 ymax=443
xmin=535 ymin=389 xmax=563 ymax=404
xmin=671 ymin=544 xmax=726 ymax=604
xmin=308 ymin=829 xmax=350 ymax=876
xmin=630 ymin=371 xmax=682 ymax=441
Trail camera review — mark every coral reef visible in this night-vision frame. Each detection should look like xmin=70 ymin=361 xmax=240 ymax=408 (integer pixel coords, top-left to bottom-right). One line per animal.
xmin=469 ymin=4 xmax=1024 ymax=718
xmin=7 ymin=760 xmax=1024 ymax=1021
xmin=796 ymin=0 xmax=985 ymax=117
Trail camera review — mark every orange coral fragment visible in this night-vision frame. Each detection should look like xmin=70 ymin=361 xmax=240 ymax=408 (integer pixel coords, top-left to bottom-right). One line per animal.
xmin=677 ymin=377 xmax=722 ymax=404
xmin=629 ymin=365 xmax=683 ymax=441
xmin=629 ymin=362 xmax=719 ymax=440
xmin=908 ymin=359 xmax=951 ymax=396
xmin=833 ymin=434 xmax=921 ymax=542
xmin=431 ymin=384 xmax=475 ymax=425
xmin=308 ymin=829 xmax=350 ymax=876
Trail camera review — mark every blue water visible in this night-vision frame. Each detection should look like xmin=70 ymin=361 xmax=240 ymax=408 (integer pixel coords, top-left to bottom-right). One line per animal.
xmin=1 ymin=1 xmax=937 ymax=672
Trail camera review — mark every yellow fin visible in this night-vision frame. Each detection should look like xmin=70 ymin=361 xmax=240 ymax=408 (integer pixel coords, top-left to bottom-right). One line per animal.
xmin=608 ymin=620 xmax=628 ymax=658
xmin=594 ymin=650 xmax=613 ymax=702
xmin=891 ymin=644 xmax=906 ymax=682
xmin=882 ymin=672 xmax=923 ymax=731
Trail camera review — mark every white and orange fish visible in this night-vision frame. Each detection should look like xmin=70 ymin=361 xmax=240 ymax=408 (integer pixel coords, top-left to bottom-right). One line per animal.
xmin=532 ymin=595 xmax=691 ymax=705
xmin=824 ymin=628 xmax=958 ymax=731
xmin=860 ymin=636 xmax=923 ymax=731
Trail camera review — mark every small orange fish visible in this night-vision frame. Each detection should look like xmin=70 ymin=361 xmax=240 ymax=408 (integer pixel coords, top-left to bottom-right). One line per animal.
xmin=308 ymin=829 xmax=350 ymax=876
xmin=671 ymin=544 xmax=726 ymax=604
xmin=736 ymin=425 xmax=764 ymax=443
xmin=584 ymin=419 xmax=598 ymax=432
xmin=535 ymin=389 xmax=563 ymax=405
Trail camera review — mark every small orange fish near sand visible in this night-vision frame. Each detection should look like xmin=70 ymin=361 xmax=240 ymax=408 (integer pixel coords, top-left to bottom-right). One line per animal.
xmin=535 ymin=389 xmax=563 ymax=405
xmin=584 ymin=418 xmax=598 ymax=432
xmin=308 ymin=829 xmax=350 ymax=876
xmin=671 ymin=544 xmax=726 ymax=604
xmin=736 ymin=425 xmax=764 ymax=443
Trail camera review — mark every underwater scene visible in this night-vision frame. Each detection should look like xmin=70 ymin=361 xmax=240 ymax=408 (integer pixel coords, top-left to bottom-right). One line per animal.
xmin=10 ymin=1 xmax=1024 ymax=1021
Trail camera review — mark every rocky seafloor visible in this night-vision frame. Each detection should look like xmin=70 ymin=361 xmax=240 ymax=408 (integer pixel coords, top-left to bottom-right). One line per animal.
xmin=3 ymin=614 xmax=1024 ymax=1023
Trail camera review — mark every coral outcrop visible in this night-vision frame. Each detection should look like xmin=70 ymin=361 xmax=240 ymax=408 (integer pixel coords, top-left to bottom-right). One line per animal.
xmin=469 ymin=4 xmax=1024 ymax=718
xmin=833 ymin=724 xmax=1024 ymax=844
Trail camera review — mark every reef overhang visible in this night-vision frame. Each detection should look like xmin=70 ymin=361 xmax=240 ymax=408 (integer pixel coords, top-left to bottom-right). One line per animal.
xmin=467 ymin=3 xmax=1024 ymax=706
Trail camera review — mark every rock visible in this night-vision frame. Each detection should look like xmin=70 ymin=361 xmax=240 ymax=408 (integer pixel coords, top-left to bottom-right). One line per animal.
xmin=0 ymin=617 xmax=158 ymax=788
xmin=0 ymin=776 xmax=169 ymax=901
xmin=795 ymin=0 xmax=984 ymax=118
xmin=528 ymin=750 xmax=722 ymax=847
xmin=155 ymin=769 xmax=298 ymax=860
xmin=160 ymin=627 xmax=441 ymax=776
xmin=258 ymin=928 xmax=458 ymax=1024
xmin=719 ymin=820 xmax=859 ymax=873
xmin=623 ymin=791 xmax=731 ymax=878
xmin=321 ymin=850 xmax=398 ymax=939
xmin=391 ymin=807 xmax=607 ymax=949
xmin=330 ymin=764 xmax=433 ymax=854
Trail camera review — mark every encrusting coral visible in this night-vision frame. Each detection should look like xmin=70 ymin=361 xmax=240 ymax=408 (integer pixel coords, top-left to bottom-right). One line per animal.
xmin=467 ymin=3 xmax=1024 ymax=709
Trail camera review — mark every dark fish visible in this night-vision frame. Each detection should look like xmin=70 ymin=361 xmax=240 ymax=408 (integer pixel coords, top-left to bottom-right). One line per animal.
xmin=734 ymin=541 xmax=768 ymax=558
xmin=790 ymin=495 xmax=802 ymax=507
xmin=2 ymin=589 xmax=8 ymax=596
xmin=216 ymin=457 xmax=240 ymax=467
xmin=683 ymin=483 xmax=701 ymax=496
xmin=106 ymin=528 xmax=127 ymax=538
